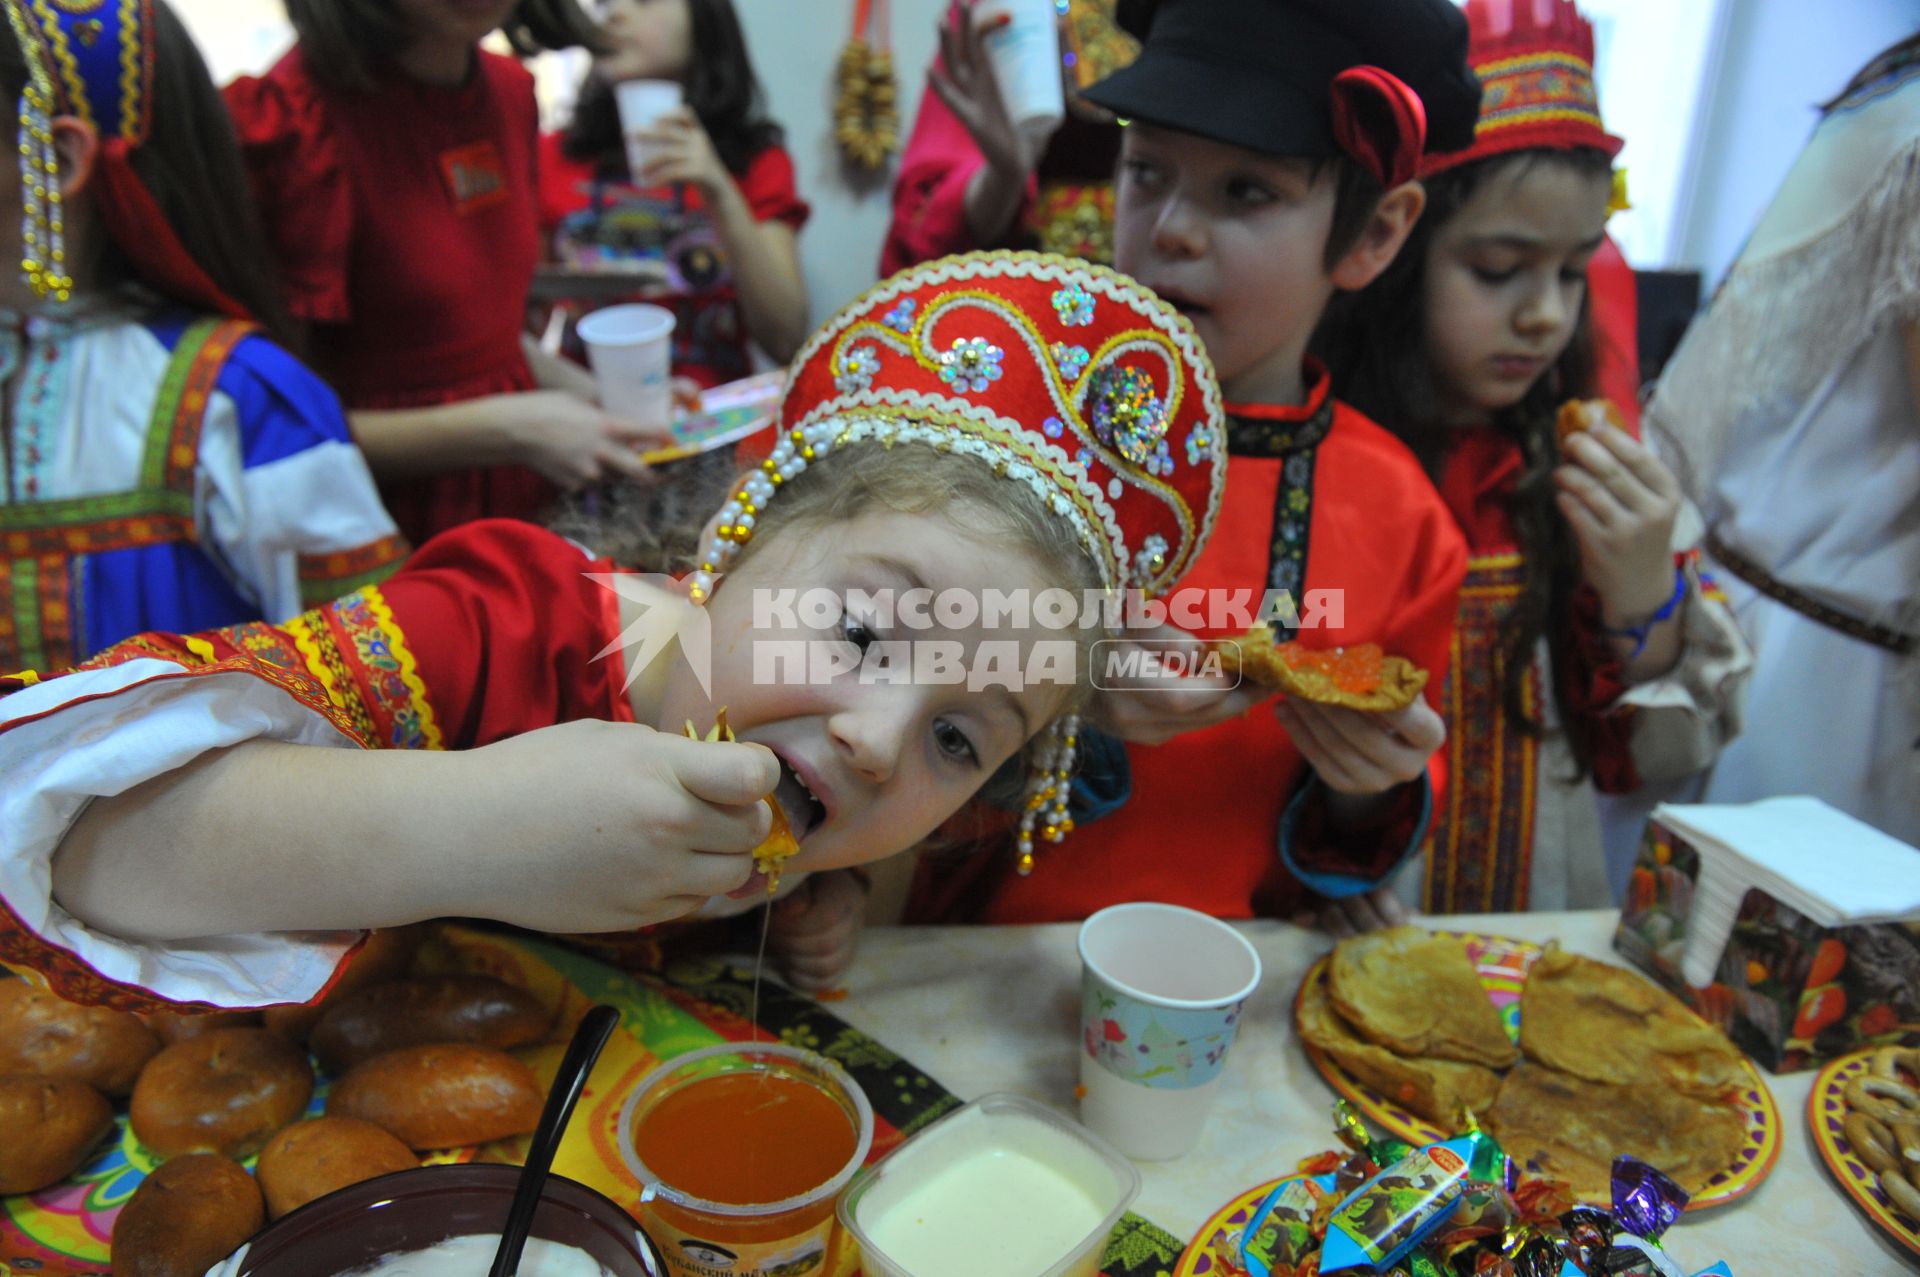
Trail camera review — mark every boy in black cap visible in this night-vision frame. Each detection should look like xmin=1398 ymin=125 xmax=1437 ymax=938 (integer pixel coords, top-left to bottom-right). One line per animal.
xmin=970 ymin=0 xmax=1481 ymax=933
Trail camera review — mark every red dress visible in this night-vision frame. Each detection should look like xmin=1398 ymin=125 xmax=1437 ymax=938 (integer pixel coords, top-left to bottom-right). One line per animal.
xmin=947 ymin=366 xmax=1467 ymax=923
xmin=225 ymin=48 xmax=552 ymax=546
xmin=536 ymin=139 xmax=810 ymax=388
xmin=0 ymin=521 xmax=634 ymax=1013
xmin=881 ymin=79 xmax=1121 ymax=275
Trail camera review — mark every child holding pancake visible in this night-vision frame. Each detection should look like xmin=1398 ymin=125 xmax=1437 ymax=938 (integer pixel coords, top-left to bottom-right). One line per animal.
xmin=1313 ymin=0 xmax=1751 ymax=914
xmin=910 ymin=0 xmax=1479 ymax=936
xmin=0 ymin=252 xmax=1229 ymax=1013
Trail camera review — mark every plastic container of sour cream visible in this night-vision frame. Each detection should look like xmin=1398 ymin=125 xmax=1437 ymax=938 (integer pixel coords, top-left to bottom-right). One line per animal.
xmin=839 ymin=1093 xmax=1140 ymax=1277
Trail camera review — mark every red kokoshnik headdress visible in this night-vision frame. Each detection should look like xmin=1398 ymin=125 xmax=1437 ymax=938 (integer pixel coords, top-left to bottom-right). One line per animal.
xmin=1424 ymin=0 xmax=1625 ymax=177
xmin=692 ymin=252 xmax=1229 ymax=871
xmin=3 ymin=0 xmax=249 ymax=317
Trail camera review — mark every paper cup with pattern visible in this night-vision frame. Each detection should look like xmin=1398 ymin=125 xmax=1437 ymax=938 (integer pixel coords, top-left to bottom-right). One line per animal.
xmin=1077 ymin=902 xmax=1260 ymax=1161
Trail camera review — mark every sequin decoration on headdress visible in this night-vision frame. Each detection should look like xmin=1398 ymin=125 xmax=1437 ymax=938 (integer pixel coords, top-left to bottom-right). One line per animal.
xmin=1423 ymin=0 xmax=1624 ymax=177
xmin=695 ymin=252 xmax=1228 ymax=872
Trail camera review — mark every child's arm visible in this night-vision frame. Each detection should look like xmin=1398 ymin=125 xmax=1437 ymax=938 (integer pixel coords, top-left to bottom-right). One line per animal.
xmin=632 ymin=110 xmax=810 ymax=364
xmin=51 ymin=723 xmax=774 ymax=944
xmin=349 ymin=392 xmax=671 ymax=489
xmin=1555 ymin=422 xmax=1686 ymax=681
xmin=1554 ymin=421 xmax=1754 ymax=786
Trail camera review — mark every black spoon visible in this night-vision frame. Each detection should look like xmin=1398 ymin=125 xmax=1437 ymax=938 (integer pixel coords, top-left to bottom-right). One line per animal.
xmin=487 ymin=1004 xmax=620 ymax=1277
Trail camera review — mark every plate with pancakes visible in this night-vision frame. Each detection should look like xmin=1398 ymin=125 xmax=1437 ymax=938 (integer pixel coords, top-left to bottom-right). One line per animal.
xmin=1293 ymin=927 xmax=1780 ymax=1210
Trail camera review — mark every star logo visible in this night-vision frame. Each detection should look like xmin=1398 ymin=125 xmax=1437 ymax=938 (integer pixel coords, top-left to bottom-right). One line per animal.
xmin=584 ymin=572 xmax=714 ymax=698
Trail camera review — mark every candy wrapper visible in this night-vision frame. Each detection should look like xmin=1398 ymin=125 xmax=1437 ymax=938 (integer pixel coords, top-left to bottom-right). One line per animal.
xmin=1319 ymin=1135 xmax=1485 ymax=1272
xmin=1241 ymin=1174 xmax=1340 ymax=1277
xmin=1237 ymin=1109 xmax=1734 ymax=1277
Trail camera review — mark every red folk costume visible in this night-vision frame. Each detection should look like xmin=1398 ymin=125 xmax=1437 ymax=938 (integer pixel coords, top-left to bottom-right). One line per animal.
xmin=969 ymin=369 xmax=1468 ymax=923
xmin=879 ymin=0 xmax=1137 ymax=275
xmin=1412 ymin=0 xmax=1750 ymax=913
xmin=224 ymin=48 xmax=550 ymax=546
xmin=536 ymin=137 xmax=810 ymax=388
xmin=927 ymin=0 xmax=1483 ymax=923
xmin=0 ymin=252 xmax=1229 ymax=1014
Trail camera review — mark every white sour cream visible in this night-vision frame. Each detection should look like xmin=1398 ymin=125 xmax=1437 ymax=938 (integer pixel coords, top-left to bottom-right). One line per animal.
xmin=855 ymin=1108 xmax=1117 ymax=1277
xmin=338 ymin=1234 xmax=614 ymax=1277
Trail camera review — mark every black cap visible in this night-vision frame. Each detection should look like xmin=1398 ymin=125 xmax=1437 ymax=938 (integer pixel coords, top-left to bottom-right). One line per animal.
xmin=1088 ymin=0 xmax=1481 ymax=160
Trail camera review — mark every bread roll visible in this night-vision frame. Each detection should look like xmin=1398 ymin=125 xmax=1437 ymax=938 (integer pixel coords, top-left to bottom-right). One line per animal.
xmin=327 ymin=1043 xmax=542 ymax=1150
xmin=0 ymin=981 xmax=160 ymax=1096
xmin=130 ymin=1028 xmax=313 ymax=1159
xmin=260 ymin=924 xmax=425 ymax=1044
xmin=110 ymin=1153 xmax=265 ymax=1277
xmin=0 ymin=1073 xmax=114 ymax=1194
xmin=255 ymin=1115 xmax=417 ymax=1218
xmin=310 ymin=974 xmax=549 ymax=1072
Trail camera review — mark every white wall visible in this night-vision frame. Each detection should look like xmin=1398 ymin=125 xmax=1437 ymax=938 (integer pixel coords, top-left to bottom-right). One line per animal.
xmin=1672 ymin=0 xmax=1920 ymax=287
xmin=735 ymin=0 xmax=950 ymax=325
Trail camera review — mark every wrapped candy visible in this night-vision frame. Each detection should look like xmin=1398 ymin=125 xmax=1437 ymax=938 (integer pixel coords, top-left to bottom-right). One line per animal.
xmin=1241 ymin=1173 xmax=1341 ymax=1277
xmin=1318 ymin=1134 xmax=1488 ymax=1272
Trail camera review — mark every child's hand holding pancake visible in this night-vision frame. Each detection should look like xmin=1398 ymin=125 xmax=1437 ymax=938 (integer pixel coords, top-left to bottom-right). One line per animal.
xmin=459 ymin=720 xmax=777 ymax=932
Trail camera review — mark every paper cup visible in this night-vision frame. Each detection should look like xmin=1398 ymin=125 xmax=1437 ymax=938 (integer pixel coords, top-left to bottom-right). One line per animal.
xmin=577 ymin=303 xmax=676 ymax=428
xmin=979 ymin=0 xmax=1065 ymax=160
xmin=615 ymin=78 xmax=684 ymax=179
xmin=1077 ymin=903 xmax=1261 ymax=1161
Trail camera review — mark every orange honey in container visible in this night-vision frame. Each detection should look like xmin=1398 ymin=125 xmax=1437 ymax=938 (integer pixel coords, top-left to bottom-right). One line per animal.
xmin=618 ymin=1043 xmax=874 ymax=1277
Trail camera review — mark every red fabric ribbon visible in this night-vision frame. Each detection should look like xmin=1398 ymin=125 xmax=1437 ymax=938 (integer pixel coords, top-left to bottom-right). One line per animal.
xmin=1328 ymin=65 xmax=1428 ymax=189
xmin=93 ymin=136 xmax=252 ymax=321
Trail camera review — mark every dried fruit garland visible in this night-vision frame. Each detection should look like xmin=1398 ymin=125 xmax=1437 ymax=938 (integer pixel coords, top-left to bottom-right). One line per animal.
xmin=836 ymin=0 xmax=898 ymax=171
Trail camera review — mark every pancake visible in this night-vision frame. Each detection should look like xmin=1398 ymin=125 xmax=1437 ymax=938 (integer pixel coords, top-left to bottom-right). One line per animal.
xmin=1298 ymin=974 xmax=1501 ymax=1127
xmin=1327 ymin=927 xmax=1520 ymax=1069
xmin=1518 ymin=945 xmax=1746 ymax=1099
xmin=1486 ymin=1062 xmax=1747 ymax=1201
xmin=685 ymin=710 xmax=798 ymax=892
xmin=1213 ymin=628 xmax=1428 ymax=713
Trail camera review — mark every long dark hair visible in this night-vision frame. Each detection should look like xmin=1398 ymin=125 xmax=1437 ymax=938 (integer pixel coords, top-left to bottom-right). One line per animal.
xmin=1313 ymin=148 xmax=1613 ymax=777
xmin=0 ymin=1 xmax=296 ymax=349
xmin=563 ymin=0 xmax=781 ymax=178
xmin=285 ymin=0 xmax=606 ymax=92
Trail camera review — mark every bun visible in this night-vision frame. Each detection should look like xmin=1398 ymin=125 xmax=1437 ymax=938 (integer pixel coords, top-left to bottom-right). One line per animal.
xmin=110 ymin=1153 xmax=265 ymax=1277
xmin=255 ymin=1115 xmax=417 ymax=1219
xmin=0 ymin=1073 xmax=114 ymax=1194
xmin=310 ymin=975 xmax=549 ymax=1072
xmin=0 ymin=981 xmax=160 ymax=1096
xmin=327 ymin=1043 xmax=542 ymax=1150
xmin=129 ymin=1028 xmax=313 ymax=1159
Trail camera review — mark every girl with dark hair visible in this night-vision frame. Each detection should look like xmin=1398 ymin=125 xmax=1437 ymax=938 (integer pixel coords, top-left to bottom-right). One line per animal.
xmin=225 ymin=0 xmax=663 ymax=548
xmin=0 ymin=0 xmax=402 ymax=675
xmin=538 ymin=0 xmax=809 ymax=382
xmin=1315 ymin=0 xmax=1750 ymax=916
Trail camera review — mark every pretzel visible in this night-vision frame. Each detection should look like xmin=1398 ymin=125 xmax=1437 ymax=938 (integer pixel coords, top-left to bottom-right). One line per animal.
xmin=1880 ymin=1166 xmax=1920 ymax=1222
xmin=1847 ymin=1074 xmax=1920 ymax=1126
xmin=1847 ymin=1112 xmax=1901 ymax=1174
xmin=1894 ymin=1118 xmax=1920 ymax=1167
xmin=1871 ymin=1046 xmax=1920 ymax=1084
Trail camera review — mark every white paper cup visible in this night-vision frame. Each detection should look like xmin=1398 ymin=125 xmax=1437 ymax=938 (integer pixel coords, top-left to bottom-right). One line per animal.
xmin=576 ymin=303 xmax=676 ymax=428
xmin=614 ymin=78 xmax=684 ymax=179
xmin=979 ymin=0 xmax=1065 ymax=161
xmin=1076 ymin=903 xmax=1261 ymax=1161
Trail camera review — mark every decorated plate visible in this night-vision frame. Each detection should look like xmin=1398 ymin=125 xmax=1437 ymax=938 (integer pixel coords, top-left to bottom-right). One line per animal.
xmin=638 ymin=369 xmax=784 ymax=465
xmin=1807 ymin=1048 xmax=1920 ymax=1256
xmin=1172 ymin=1176 xmax=1294 ymax=1277
xmin=1292 ymin=932 xmax=1780 ymax=1211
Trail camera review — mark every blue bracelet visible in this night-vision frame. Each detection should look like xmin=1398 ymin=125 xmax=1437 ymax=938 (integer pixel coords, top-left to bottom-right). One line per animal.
xmin=1601 ymin=564 xmax=1687 ymax=662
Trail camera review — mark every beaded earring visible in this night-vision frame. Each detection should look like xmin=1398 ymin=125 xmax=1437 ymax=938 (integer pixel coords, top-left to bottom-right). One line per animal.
xmin=2 ymin=0 xmax=71 ymax=302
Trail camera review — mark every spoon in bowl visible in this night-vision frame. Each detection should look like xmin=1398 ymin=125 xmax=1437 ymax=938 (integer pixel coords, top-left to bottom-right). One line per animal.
xmin=487 ymin=1004 xmax=620 ymax=1277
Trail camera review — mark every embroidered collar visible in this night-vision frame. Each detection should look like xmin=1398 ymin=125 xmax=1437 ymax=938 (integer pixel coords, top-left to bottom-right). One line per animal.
xmin=1225 ymin=359 xmax=1336 ymax=456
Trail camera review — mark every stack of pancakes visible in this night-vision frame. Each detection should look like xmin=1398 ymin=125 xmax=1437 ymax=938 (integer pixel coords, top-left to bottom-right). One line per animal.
xmin=1299 ymin=927 xmax=1749 ymax=1200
